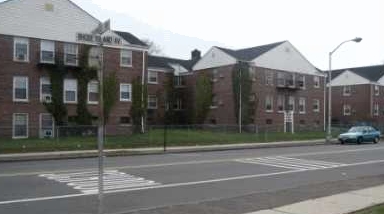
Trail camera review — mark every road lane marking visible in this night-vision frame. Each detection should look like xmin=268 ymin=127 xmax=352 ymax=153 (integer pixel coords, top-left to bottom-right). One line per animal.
xmin=39 ymin=170 xmax=161 ymax=194
xmin=236 ymin=156 xmax=346 ymax=170
xmin=2 ymin=145 xmax=384 ymax=177
xmin=1 ymin=159 xmax=384 ymax=205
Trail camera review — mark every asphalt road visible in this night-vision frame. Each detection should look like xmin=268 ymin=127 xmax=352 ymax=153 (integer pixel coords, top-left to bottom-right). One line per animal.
xmin=1 ymin=143 xmax=384 ymax=214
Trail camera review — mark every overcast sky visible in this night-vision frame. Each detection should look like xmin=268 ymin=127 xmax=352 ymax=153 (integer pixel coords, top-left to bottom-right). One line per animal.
xmin=7 ymin=0 xmax=384 ymax=70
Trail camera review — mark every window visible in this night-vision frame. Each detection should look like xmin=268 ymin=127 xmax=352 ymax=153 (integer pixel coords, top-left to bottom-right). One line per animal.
xmin=343 ymin=104 xmax=351 ymax=116
xmin=40 ymin=77 xmax=52 ymax=103
xmin=40 ymin=40 xmax=55 ymax=63
xmin=249 ymin=94 xmax=256 ymax=102
xmin=64 ymin=43 xmax=78 ymax=66
xmin=313 ymin=99 xmax=320 ymax=112
xmin=277 ymin=72 xmax=285 ymax=86
xmin=40 ymin=114 xmax=54 ymax=138
xmin=148 ymin=71 xmax=158 ymax=84
xmin=265 ymin=71 xmax=273 ymax=85
xmin=120 ymin=83 xmax=131 ymax=101
xmin=14 ymin=37 xmax=29 ymax=62
xmin=299 ymin=97 xmax=306 ymax=114
xmin=314 ymin=76 xmax=320 ymax=88
xmin=173 ymin=98 xmax=183 ymax=110
xmin=64 ymin=79 xmax=77 ymax=103
xmin=287 ymin=73 xmax=295 ymax=87
xmin=174 ymin=76 xmax=185 ymax=87
xmin=374 ymin=85 xmax=380 ymax=96
xmin=277 ymin=95 xmax=285 ymax=113
xmin=120 ymin=50 xmax=132 ymax=67
xmin=120 ymin=117 xmax=131 ymax=125
xmin=249 ymin=67 xmax=256 ymax=81
xmin=343 ymin=86 xmax=351 ymax=96
xmin=288 ymin=96 xmax=295 ymax=111
xmin=298 ymin=75 xmax=305 ymax=89
xmin=87 ymin=81 xmax=99 ymax=104
xmin=210 ymin=94 xmax=218 ymax=108
xmin=13 ymin=113 xmax=28 ymax=139
xmin=13 ymin=76 xmax=28 ymax=102
xmin=211 ymin=69 xmax=218 ymax=82
xmin=265 ymin=95 xmax=273 ymax=112
xmin=266 ymin=119 xmax=273 ymax=125
xmin=374 ymin=103 xmax=379 ymax=116
xmin=148 ymin=95 xmax=158 ymax=109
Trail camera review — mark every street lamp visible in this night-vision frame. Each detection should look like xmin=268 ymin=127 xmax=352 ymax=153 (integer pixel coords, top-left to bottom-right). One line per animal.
xmin=327 ymin=37 xmax=362 ymax=142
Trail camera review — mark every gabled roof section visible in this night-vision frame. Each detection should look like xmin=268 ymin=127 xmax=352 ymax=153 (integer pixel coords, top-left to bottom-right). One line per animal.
xmin=113 ymin=31 xmax=147 ymax=47
xmin=215 ymin=41 xmax=286 ymax=61
xmin=331 ymin=65 xmax=384 ymax=81
xmin=148 ymin=55 xmax=198 ymax=71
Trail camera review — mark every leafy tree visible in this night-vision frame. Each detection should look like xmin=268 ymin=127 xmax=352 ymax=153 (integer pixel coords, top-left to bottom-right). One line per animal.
xmin=142 ymin=38 xmax=163 ymax=55
xmin=130 ymin=78 xmax=148 ymax=133
xmin=194 ymin=74 xmax=212 ymax=124
xmin=103 ymin=72 xmax=118 ymax=124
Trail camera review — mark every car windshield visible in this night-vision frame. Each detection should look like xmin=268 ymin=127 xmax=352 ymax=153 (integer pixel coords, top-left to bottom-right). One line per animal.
xmin=348 ymin=127 xmax=365 ymax=133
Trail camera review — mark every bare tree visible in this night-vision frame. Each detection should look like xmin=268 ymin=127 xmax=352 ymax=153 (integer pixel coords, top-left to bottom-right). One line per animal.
xmin=142 ymin=38 xmax=163 ymax=55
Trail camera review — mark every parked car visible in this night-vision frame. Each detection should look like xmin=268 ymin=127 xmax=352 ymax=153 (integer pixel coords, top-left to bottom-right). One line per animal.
xmin=338 ymin=126 xmax=381 ymax=144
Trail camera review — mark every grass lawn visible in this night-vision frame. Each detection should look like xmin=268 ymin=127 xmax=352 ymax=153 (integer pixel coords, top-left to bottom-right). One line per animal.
xmin=351 ymin=204 xmax=384 ymax=214
xmin=0 ymin=129 xmax=327 ymax=154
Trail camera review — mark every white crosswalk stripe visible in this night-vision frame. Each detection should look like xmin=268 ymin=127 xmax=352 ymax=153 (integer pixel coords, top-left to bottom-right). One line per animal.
xmin=236 ymin=156 xmax=346 ymax=171
xmin=39 ymin=170 xmax=160 ymax=194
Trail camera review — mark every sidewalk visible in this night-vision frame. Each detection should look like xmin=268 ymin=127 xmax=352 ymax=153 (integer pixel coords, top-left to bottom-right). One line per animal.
xmin=247 ymin=184 xmax=384 ymax=214
xmin=0 ymin=139 xmax=334 ymax=162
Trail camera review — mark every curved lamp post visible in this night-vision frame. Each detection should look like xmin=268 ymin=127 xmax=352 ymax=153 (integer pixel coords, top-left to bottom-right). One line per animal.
xmin=327 ymin=37 xmax=362 ymax=141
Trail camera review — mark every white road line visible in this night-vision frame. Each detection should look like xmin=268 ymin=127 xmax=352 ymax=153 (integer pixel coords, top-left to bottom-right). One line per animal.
xmin=2 ymin=146 xmax=384 ymax=178
xmin=1 ymin=159 xmax=384 ymax=205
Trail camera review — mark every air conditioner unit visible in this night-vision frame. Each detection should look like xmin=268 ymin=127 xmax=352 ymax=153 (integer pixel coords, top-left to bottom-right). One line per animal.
xmin=43 ymin=95 xmax=52 ymax=103
xmin=43 ymin=129 xmax=53 ymax=138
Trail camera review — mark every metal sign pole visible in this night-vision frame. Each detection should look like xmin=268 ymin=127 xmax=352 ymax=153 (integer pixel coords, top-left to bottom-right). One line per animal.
xmin=97 ymin=41 xmax=104 ymax=214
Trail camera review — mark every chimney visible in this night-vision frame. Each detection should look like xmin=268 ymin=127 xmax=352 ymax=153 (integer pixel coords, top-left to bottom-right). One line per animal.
xmin=191 ymin=49 xmax=201 ymax=61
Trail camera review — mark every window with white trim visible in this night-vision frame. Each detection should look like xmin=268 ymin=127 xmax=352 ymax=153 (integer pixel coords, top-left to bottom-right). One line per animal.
xmin=14 ymin=37 xmax=29 ymax=62
xmin=299 ymin=97 xmax=306 ymax=114
xmin=120 ymin=50 xmax=132 ymax=67
xmin=343 ymin=104 xmax=351 ymax=116
xmin=13 ymin=76 xmax=28 ymax=102
xmin=210 ymin=94 xmax=218 ymax=108
xmin=87 ymin=81 xmax=99 ymax=104
xmin=40 ymin=40 xmax=55 ymax=63
xmin=249 ymin=67 xmax=256 ymax=81
xmin=314 ymin=76 xmax=320 ymax=88
xmin=13 ymin=113 xmax=28 ymax=138
xmin=265 ymin=95 xmax=273 ymax=112
xmin=288 ymin=96 xmax=295 ymax=112
xmin=298 ymin=75 xmax=305 ymax=89
xmin=40 ymin=113 xmax=54 ymax=138
xmin=374 ymin=85 xmax=380 ymax=96
xmin=374 ymin=103 xmax=379 ymax=116
xmin=277 ymin=95 xmax=284 ymax=113
xmin=173 ymin=98 xmax=183 ymax=110
xmin=265 ymin=71 xmax=273 ymax=85
xmin=63 ymin=79 xmax=77 ymax=103
xmin=313 ymin=99 xmax=320 ymax=112
xmin=40 ymin=77 xmax=52 ymax=103
xmin=64 ymin=43 xmax=78 ymax=66
xmin=148 ymin=95 xmax=158 ymax=109
xmin=343 ymin=85 xmax=351 ymax=96
xmin=211 ymin=69 xmax=218 ymax=82
xmin=120 ymin=83 xmax=131 ymax=101
xmin=148 ymin=71 xmax=158 ymax=84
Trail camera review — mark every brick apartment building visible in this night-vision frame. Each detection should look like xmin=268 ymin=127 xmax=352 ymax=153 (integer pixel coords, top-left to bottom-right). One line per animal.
xmin=329 ymin=65 xmax=384 ymax=125
xmin=0 ymin=0 xmax=149 ymax=138
xmin=192 ymin=41 xmax=325 ymax=132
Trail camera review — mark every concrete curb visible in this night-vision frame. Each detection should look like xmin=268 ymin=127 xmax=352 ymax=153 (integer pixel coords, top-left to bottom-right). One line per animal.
xmin=0 ymin=139 xmax=337 ymax=162
xmin=246 ymin=184 xmax=384 ymax=214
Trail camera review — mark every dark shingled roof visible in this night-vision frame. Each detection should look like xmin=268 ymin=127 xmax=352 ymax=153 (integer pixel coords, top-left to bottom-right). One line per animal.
xmin=148 ymin=55 xmax=198 ymax=71
xmin=113 ymin=31 xmax=147 ymax=47
xmin=331 ymin=65 xmax=384 ymax=81
xmin=215 ymin=41 xmax=286 ymax=61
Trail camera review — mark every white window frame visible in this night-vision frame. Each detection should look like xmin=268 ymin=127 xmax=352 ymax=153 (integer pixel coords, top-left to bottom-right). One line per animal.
xmin=298 ymin=75 xmax=306 ymax=89
xmin=63 ymin=79 xmax=78 ymax=104
xmin=299 ymin=97 xmax=306 ymax=114
xmin=147 ymin=95 xmax=158 ymax=109
xmin=40 ymin=40 xmax=55 ymax=64
xmin=211 ymin=69 xmax=218 ymax=82
xmin=120 ymin=50 xmax=132 ymax=67
xmin=343 ymin=85 xmax=351 ymax=96
xmin=120 ymin=83 xmax=132 ymax=102
xmin=288 ymin=96 xmax=295 ymax=112
xmin=174 ymin=98 xmax=183 ymax=110
xmin=12 ymin=113 xmax=28 ymax=139
xmin=64 ymin=43 xmax=78 ymax=66
xmin=374 ymin=85 xmax=380 ymax=96
xmin=13 ymin=37 xmax=29 ymax=62
xmin=40 ymin=77 xmax=52 ymax=103
xmin=87 ymin=81 xmax=99 ymax=104
xmin=265 ymin=95 xmax=273 ymax=112
xmin=210 ymin=94 xmax=218 ymax=109
xmin=313 ymin=99 xmax=320 ymax=112
xmin=39 ymin=113 xmax=54 ymax=138
xmin=343 ymin=104 xmax=351 ymax=116
xmin=266 ymin=71 xmax=273 ymax=85
xmin=314 ymin=76 xmax=320 ymax=88
xmin=277 ymin=95 xmax=284 ymax=113
xmin=13 ymin=76 xmax=29 ymax=102
xmin=374 ymin=103 xmax=379 ymax=116
xmin=148 ymin=71 xmax=158 ymax=84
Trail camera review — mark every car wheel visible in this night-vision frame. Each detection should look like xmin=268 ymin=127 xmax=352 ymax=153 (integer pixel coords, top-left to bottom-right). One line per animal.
xmin=340 ymin=140 xmax=345 ymax=145
xmin=357 ymin=137 xmax=363 ymax=145
xmin=373 ymin=137 xmax=379 ymax=144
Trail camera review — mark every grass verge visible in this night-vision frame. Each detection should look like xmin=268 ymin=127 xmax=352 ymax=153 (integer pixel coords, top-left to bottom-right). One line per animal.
xmin=351 ymin=204 xmax=384 ymax=214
